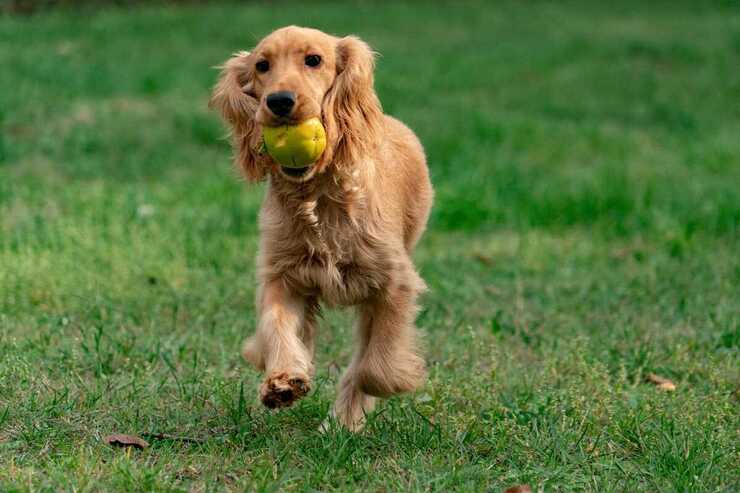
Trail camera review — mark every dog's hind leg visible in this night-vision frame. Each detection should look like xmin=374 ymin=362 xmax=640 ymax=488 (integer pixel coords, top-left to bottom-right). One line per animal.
xmin=300 ymin=297 xmax=320 ymax=359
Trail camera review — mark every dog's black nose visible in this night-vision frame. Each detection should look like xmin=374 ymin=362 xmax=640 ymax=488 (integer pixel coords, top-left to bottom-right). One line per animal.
xmin=266 ymin=91 xmax=296 ymax=117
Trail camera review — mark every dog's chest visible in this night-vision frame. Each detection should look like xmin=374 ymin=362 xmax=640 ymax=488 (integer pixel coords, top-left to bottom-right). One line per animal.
xmin=282 ymin=203 xmax=388 ymax=305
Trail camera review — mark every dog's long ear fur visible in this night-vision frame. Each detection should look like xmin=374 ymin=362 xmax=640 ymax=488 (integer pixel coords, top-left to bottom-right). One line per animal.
xmin=210 ymin=51 xmax=267 ymax=182
xmin=320 ymin=36 xmax=383 ymax=172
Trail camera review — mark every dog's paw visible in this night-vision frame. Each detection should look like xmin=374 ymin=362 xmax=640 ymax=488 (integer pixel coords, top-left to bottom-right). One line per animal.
xmin=320 ymin=409 xmax=363 ymax=433
xmin=259 ymin=372 xmax=311 ymax=409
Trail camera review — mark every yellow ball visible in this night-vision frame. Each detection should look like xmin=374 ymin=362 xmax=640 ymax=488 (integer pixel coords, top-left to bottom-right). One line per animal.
xmin=262 ymin=117 xmax=327 ymax=168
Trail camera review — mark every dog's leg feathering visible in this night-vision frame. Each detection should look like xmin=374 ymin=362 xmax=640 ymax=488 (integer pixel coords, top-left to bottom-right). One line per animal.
xmin=331 ymin=259 xmax=426 ymax=430
xmin=242 ymin=280 xmax=314 ymax=409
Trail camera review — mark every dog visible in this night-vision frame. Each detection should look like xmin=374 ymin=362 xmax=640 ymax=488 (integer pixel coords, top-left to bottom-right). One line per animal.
xmin=210 ymin=26 xmax=433 ymax=431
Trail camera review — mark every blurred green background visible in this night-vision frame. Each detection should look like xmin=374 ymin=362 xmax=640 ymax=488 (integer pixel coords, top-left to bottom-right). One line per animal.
xmin=1 ymin=1 xmax=738 ymax=492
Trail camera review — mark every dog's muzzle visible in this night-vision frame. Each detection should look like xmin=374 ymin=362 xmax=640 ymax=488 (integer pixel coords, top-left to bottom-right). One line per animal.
xmin=280 ymin=165 xmax=311 ymax=178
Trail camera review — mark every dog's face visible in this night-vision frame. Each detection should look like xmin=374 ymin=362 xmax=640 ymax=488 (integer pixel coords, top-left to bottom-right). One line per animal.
xmin=212 ymin=26 xmax=383 ymax=184
xmin=248 ymin=28 xmax=336 ymax=129
xmin=246 ymin=28 xmax=337 ymax=181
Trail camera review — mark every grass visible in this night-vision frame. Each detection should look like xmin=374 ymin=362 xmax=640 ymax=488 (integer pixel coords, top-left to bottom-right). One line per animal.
xmin=0 ymin=0 xmax=738 ymax=491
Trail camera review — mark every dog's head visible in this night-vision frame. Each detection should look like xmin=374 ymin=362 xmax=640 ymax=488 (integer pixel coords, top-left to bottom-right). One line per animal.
xmin=211 ymin=26 xmax=382 ymax=183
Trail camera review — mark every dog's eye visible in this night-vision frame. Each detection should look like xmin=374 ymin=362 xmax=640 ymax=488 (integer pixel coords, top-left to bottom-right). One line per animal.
xmin=255 ymin=60 xmax=270 ymax=73
xmin=305 ymin=54 xmax=321 ymax=68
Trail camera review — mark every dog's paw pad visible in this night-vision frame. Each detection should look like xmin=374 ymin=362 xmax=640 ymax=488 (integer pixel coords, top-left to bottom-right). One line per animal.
xmin=260 ymin=372 xmax=311 ymax=409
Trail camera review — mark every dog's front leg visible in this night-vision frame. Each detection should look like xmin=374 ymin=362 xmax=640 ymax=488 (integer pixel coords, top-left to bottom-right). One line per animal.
xmin=332 ymin=261 xmax=427 ymax=430
xmin=242 ymin=280 xmax=314 ymax=409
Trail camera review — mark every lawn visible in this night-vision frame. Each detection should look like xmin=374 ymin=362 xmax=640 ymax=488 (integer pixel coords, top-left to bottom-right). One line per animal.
xmin=1 ymin=1 xmax=738 ymax=491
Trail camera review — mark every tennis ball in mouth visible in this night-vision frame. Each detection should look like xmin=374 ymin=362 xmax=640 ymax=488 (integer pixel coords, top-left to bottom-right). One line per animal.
xmin=262 ymin=117 xmax=327 ymax=168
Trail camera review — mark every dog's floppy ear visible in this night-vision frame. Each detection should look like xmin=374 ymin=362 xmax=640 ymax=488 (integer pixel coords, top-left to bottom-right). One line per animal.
xmin=320 ymin=36 xmax=383 ymax=171
xmin=210 ymin=51 xmax=267 ymax=183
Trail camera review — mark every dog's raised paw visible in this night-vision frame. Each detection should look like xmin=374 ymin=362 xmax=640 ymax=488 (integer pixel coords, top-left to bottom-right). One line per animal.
xmin=260 ymin=372 xmax=311 ymax=409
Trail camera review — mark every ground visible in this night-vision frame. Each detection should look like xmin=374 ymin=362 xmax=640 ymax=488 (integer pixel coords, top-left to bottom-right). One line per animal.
xmin=0 ymin=1 xmax=738 ymax=491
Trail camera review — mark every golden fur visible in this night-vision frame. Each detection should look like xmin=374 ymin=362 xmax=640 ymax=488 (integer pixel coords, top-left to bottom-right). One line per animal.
xmin=210 ymin=26 xmax=433 ymax=430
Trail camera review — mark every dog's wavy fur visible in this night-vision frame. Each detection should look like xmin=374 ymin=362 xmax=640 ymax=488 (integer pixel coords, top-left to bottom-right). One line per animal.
xmin=211 ymin=26 xmax=433 ymax=430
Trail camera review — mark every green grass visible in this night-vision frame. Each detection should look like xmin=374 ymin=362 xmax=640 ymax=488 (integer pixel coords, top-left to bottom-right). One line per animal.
xmin=1 ymin=1 xmax=738 ymax=491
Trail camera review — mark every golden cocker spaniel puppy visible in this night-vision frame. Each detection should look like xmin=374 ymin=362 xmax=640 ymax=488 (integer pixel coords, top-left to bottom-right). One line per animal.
xmin=211 ymin=26 xmax=433 ymax=430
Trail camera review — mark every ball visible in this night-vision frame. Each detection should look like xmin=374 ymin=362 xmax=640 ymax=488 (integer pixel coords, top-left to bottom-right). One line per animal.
xmin=262 ymin=117 xmax=327 ymax=168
